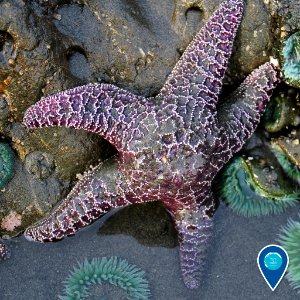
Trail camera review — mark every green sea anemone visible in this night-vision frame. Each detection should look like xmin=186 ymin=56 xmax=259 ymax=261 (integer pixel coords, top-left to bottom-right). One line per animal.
xmin=59 ymin=257 xmax=151 ymax=300
xmin=282 ymin=32 xmax=300 ymax=88
xmin=0 ymin=143 xmax=14 ymax=189
xmin=263 ymin=92 xmax=300 ymax=132
xmin=279 ymin=217 xmax=300 ymax=290
xmin=271 ymin=141 xmax=300 ymax=184
xmin=218 ymin=156 xmax=298 ymax=217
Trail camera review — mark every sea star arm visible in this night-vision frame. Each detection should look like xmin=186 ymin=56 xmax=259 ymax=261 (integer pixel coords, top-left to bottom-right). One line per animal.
xmin=218 ymin=62 xmax=280 ymax=153
xmin=24 ymin=157 xmax=138 ymax=242
xmin=158 ymin=0 xmax=243 ymax=110
xmin=23 ymin=83 xmax=148 ymax=150
xmin=173 ymin=195 xmax=214 ymax=289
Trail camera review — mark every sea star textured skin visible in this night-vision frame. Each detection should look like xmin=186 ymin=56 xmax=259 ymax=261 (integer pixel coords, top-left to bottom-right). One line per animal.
xmin=0 ymin=241 xmax=9 ymax=260
xmin=23 ymin=0 xmax=279 ymax=288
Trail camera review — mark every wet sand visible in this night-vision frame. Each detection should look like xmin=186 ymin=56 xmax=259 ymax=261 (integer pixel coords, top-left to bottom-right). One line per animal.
xmin=0 ymin=203 xmax=299 ymax=299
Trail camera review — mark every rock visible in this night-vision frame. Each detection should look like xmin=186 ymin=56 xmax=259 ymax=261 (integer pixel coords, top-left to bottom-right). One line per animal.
xmin=271 ymin=0 xmax=300 ymax=34
xmin=226 ymin=0 xmax=273 ymax=82
xmin=25 ymin=151 xmax=55 ymax=180
xmin=0 ymin=0 xmax=113 ymax=180
xmin=0 ymin=0 xmax=282 ymax=232
xmin=0 ymin=149 xmax=69 ymax=237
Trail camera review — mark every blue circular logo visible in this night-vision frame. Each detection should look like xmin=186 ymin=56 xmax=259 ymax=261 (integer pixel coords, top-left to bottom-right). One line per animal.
xmin=264 ymin=252 xmax=283 ymax=271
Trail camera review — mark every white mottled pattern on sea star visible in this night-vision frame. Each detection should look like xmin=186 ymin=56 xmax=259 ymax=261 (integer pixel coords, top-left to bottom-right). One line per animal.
xmin=22 ymin=0 xmax=279 ymax=288
xmin=0 ymin=241 xmax=9 ymax=260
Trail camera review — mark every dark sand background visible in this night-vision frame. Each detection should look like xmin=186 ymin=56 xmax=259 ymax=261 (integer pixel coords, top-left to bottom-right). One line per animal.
xmin=0 ymin=203 xmax=299 ymax=300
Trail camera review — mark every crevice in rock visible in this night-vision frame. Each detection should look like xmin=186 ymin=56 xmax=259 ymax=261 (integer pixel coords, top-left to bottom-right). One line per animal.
xmin=0 ymin=31 xmax=15 ymax=67
xmin=185 ymin=6 xmax=203 ymax=33
xmin=66 ymin=46 xmax=91 ymax=80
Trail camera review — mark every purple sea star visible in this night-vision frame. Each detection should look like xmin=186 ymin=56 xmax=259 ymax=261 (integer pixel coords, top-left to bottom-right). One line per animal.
xmin=22 ymin=0 xmax=279 ymax=288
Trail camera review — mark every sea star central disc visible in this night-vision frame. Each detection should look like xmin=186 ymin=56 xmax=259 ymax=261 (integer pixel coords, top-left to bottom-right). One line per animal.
xmin=22 ymin=0 xmax=279 ymax=289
